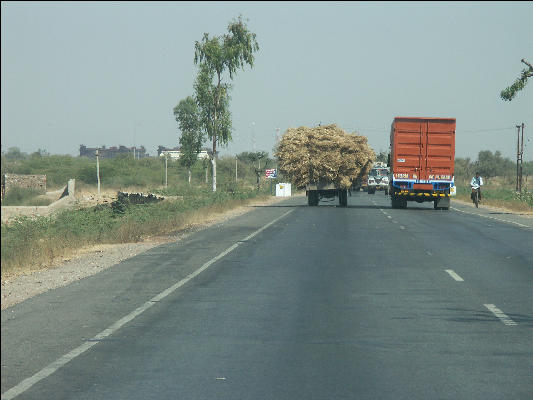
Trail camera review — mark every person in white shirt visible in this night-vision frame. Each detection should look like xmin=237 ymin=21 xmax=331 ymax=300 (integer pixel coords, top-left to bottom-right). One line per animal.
xmin=470 ymin=172 xmax=484 ymax=202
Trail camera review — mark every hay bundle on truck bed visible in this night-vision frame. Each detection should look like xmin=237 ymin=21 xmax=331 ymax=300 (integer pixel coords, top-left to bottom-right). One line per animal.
xmin=275 ymin=124 xmax=375 ymax=206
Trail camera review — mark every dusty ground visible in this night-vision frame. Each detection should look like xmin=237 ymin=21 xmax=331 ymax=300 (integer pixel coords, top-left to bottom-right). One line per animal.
xmin=1 ymin=194 xmax=293 ymax=310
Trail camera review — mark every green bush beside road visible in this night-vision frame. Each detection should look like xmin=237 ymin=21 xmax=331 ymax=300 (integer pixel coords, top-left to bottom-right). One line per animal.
xmin=2 ymin=187 xmax=54 ymax=206
xmin=1 ymin=150 xmax=278 ymax=277
xmin=455 ymin=185 xmax=533 ymax=211
xmin=1 ymin=185 xmax=271 ymax=278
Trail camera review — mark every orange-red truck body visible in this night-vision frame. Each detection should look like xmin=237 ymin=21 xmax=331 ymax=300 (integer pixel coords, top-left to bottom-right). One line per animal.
xmin=390 ymin=117 xmax=456 ymax=199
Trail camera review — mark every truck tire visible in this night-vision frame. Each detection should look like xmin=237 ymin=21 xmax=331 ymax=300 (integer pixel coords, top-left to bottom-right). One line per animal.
xmin=308 ymin=191 xmax=319 ymax=206
xmin=434 ymin=198 xmax=450 ymax=211
xmin=339 ymin=189 xmax=348 ymax=207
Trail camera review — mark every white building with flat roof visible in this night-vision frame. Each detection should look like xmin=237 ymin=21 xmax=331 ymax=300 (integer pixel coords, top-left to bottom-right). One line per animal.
xmin=157 ymin=146 xmax=212 ymax=160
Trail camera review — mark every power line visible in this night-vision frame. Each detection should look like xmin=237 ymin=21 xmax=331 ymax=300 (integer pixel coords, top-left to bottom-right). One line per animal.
xmin=459 ymin=127 xmax=515 ymax=133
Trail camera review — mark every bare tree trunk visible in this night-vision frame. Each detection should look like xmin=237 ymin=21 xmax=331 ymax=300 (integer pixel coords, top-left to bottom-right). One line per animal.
xmin=188 ymin=169 xmax=191 ymax=185
xmin=212 ymin=136 xmax=217 ymax=192
xmin=211 ymin=72 xmax=222 ymax=192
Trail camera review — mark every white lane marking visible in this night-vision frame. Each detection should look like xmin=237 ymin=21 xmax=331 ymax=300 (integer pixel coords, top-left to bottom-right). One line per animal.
xmin=445 ymin=269 xmax=464 ymax=282
xmin=484 ymin=304 xmax=517 ymax=326
xmin=426 ymin=251 xmax=433 ymax=256
xmin=452 ymin=207 xmax=529 ymax=228
xmin=387 ymin=215 xmax=392 ymax=219
xmin=400 ymin=226 xmax=406 ymax=230
xmin=0 ymin=210 xmax=294 ymax=400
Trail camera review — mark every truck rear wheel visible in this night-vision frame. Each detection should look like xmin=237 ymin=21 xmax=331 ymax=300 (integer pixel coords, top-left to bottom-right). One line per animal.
xmin=308 ymin=191 xmax=319 ymax=206
xmin=339 ymin=189 xmax=348 ymax=207
xmin=434 ymin=198 xmax=450 ymax=211
xmin=392 ymin=196 xmax=407 ymax=209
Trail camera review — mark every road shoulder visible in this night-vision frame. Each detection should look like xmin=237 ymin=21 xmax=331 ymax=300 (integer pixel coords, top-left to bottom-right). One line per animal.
xmin=1 ymin=194 xmax=297 ymax=310
xmin=451 ymin=198 xmax=533 ymax=229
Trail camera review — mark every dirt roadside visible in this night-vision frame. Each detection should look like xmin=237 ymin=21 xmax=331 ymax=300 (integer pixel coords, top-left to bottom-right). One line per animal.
xmin=1 ymin=194 xmax=294 ymax=310
xmin=452 ymin=197 xmax=533 ymax=217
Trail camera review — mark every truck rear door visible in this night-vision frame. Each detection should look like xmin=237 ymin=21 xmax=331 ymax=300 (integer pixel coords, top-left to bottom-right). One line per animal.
xmin=424 ymin=120 xmax=455 ymax=181
xmin=393 ymin=118 xmax=455 ymax=182
xmin=392 ymin=119 xmax=423 ymax=180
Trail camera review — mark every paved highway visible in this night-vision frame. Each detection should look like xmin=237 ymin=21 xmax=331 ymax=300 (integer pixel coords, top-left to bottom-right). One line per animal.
xmin=2 ymin=192 xmax=533 ymax=399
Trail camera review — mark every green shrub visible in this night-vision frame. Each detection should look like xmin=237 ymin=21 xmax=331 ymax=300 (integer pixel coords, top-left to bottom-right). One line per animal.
xmin=2 ymin=187 xmax=52 ymax=206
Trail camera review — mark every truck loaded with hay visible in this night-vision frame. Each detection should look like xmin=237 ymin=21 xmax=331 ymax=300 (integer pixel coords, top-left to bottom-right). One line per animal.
xmin=275 ymin=124 xmax=375 ymax=207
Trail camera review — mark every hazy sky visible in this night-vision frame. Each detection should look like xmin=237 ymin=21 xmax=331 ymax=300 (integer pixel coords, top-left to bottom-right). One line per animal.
xmin=2 ymin=1 xmax=532 ymax=160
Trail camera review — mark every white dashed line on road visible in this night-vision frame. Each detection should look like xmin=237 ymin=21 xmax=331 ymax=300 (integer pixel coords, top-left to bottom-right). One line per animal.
xmin=445 ymin=269 xmax=464 ymax=282
xmin=484 ymin=304 xmax=517 ymax=326
xmin=451 ymin=207 xmax=529 ymax=228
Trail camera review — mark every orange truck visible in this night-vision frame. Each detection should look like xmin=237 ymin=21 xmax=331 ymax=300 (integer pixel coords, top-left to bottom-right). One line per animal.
xmin=389 ymin=117 xmax=456 ymax=210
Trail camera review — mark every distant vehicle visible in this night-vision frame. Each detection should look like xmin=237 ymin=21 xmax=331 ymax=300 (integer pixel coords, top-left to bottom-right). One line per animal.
xmin=389 ymin=117 xmax=456 ymax=210
xmin=367 ymin=162 xmax=390 ymax=195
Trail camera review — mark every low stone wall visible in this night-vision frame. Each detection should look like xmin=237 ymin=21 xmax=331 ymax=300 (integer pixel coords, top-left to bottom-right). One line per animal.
xmin=1 ymin=179 xmax=76 ymax=224
xmin=2 ymin=174 xmax=47 ymax=199
xmin=1 ymin=196 xmax=76 ymax=224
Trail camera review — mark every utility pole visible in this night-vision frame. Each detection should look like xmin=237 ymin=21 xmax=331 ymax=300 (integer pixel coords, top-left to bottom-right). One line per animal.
xmin=520 ymin=123 xmax=524 ymax=193
xmin=516 ymin=125 xmax=520 ymax=192
xmin=235 ymin=156 xmax=238 ymax=182
xmin=252 ymin=122 xmax=256 ymax=152
xmin=165 ymin=153 xmax=168 ymax=188
xmin=95 ymin=149 xmax=101 ymax=197
xmin=516 ymin=123 xmax=525 ymax=193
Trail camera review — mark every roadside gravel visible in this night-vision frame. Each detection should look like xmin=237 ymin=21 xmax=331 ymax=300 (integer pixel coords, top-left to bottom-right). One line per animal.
xmin=1 ymin=195 xmax=292 ymax=310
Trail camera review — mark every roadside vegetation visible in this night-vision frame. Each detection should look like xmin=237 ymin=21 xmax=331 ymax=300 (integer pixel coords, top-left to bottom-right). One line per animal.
xmin=1 ymin=149 xmax=277 ymax=279
xmin=454 ymin=150 xmax=533 ymax=211
xmin=1 ymin=187 xmax=54 ymax=206
xmin=1 ymin=147 xmax=275 ymax=194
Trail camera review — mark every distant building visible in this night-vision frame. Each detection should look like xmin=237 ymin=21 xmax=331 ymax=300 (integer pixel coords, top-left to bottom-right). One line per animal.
xmin=79 ymin=145 xmax=148 ymax=159
xmin=157 ymin=145 xmax=212 ymax=161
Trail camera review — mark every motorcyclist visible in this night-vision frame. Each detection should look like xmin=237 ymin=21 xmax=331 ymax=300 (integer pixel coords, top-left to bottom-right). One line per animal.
xmin=470 ymin=172 xmax=483 ymax=203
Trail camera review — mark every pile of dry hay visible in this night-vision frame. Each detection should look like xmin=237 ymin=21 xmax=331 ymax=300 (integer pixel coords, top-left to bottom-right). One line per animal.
xmin=275 ymin=124 xmax=375 ymax=189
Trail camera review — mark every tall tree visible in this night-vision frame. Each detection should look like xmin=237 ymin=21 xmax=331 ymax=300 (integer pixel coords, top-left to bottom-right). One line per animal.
xmin=193 ymin=15 xmax=259 ymax=191
xmin=500 ymin=58 xmax=533 ymax=101
xmin=173 ymin=96 xmax=203 ymax=184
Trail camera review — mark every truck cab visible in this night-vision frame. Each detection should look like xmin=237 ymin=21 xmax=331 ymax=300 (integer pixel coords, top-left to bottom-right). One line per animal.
xmin=367 ymin=162 xmax=390 ymax=194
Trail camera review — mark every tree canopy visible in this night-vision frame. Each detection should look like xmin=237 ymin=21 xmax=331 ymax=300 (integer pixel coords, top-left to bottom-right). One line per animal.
xmin=173 ymin=96 xmax=203 ymax=183
xmin=193 ymin=15 xmax=259 ymax=191
xmin=500 ymin=58 xmax=533 ymax=101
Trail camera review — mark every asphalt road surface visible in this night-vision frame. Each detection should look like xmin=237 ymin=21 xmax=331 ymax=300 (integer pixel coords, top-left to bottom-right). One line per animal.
xmin=2 ymin=192 xmax=533 ymax=400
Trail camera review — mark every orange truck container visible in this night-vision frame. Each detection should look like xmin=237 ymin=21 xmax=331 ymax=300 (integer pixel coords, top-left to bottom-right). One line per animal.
xmin=389 ymin=117 xmax=456 ymax=210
